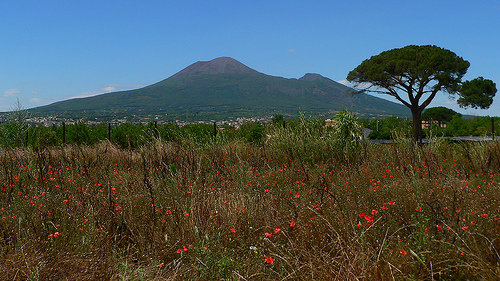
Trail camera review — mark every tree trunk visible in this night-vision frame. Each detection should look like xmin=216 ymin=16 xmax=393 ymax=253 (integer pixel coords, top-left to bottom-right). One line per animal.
xmin=411 ymin=109 xmax=422 ymax=142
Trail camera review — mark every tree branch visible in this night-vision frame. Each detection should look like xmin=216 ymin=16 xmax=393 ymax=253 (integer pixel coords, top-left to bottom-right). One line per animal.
xmin=419 ymin=88 xmax=440 ymax=112
xmin=388 ymin=89 xmax=411 ymax=108
xmin=414 ymin=78 xmax=434 ymax=102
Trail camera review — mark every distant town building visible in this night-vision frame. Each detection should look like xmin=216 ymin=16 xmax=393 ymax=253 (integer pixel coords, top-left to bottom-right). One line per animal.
xmin=421 ymin=120 xmax=447 ymax=130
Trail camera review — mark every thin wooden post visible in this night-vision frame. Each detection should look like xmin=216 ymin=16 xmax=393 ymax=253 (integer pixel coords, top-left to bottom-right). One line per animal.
xmin=213 ymin=122 xmax=217 ymax=140
xmin=492 ymin=117 xmax=495 ymax=141
xmin=62 ymin=122 xmax=66 ymax=144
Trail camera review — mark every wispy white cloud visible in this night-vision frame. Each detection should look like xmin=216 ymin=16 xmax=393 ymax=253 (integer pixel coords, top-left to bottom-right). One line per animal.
xmin=102 ymin=83 xmax=145 ymax=92
xmin=337 ymin=80 xmax=350 ymax=86
xmin=102 ymin=86 xmax=116 ymax=92
xmin=337 ymin=80 xmax=372 ymax=90
xmin=67 ymin=83 xmax=146 ymax=100
xmin=68 ymin=92 xmax=102 ymax=99
xmin=4 ymin=89 xmax=21 ymax=96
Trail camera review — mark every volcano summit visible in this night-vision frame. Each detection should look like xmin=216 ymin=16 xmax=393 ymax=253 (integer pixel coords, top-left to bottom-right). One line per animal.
xmin=29 ymin=57 xmax=409 ymax=121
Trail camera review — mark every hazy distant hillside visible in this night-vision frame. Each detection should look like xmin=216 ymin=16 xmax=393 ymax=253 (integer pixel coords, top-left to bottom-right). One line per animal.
xmin=28 ymin=57 xmax=410 ymax=121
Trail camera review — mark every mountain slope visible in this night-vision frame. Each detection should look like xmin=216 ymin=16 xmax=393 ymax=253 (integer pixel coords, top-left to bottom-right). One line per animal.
xmin=168 ymin=57 xmax=262 ymax=80
xmin=29 ymin=57 xmax=410 ymax=120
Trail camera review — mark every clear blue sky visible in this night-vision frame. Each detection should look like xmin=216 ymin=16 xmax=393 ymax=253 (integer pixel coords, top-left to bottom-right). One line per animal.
xmin=1 ymin=0 xmax=499 ymax=116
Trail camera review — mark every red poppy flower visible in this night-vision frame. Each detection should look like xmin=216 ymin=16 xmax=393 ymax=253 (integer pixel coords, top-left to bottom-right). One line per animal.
xmin=265 ymin=256 xmax=273 ymax=264
xmin=400 ymin=248 xmax=407 ymax=255
xmin=289 ymin=221 xmax=296 ymax=227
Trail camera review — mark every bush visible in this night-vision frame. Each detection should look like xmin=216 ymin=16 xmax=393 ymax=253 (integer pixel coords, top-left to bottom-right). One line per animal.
xmin=364 ymin=116 xmax=412 ymax=140
xmin=239 ymin=122 xmax=265 ymax=144
xmin=265 ymin=111 xmax=363 ymax=165
xmin=111 ymin=123 xmax=148 ymax=148
xmin=332 ymin=109 xmax=363 ymax=162
xmin=0 ymin=99 xmax=30 ymax=147
xmin=32 ymin=126 xmax=61 ymax=148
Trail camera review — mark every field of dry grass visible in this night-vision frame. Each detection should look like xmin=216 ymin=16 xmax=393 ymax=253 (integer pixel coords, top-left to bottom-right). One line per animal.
xmin=1 ymin=125 xmax=500 ymax=280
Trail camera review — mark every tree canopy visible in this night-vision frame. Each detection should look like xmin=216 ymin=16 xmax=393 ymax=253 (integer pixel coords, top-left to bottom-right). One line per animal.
xmin=457 ymin=77 xmax=497 ymax=109
xmin=347 ymin=45 xmax=496 ymax=141
xmin=422 ymin=107 xmax=461 ymax=122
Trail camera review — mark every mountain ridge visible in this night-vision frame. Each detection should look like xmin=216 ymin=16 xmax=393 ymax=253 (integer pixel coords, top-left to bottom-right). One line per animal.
xmin=168 ymin=57 xmax=262 ymax=80
xmin=28 ymin=57 xmax=410 ymax=121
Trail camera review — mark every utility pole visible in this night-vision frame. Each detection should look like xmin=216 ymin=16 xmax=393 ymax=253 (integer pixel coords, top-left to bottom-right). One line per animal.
xmin=213 ymin=121 xmax=217 ymax=140
xmin=62 ymin=122 xmax=66 ymax=144
xmin=492 ymin=117 xmax=495 ymax=141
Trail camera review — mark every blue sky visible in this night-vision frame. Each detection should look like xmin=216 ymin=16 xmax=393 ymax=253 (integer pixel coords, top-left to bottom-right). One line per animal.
xmin=1 ymin=0 xmax=499 ymax=116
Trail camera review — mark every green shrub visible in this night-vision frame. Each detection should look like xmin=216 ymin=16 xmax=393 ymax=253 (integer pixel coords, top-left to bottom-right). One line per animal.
xmin=239 ymin=122 xmax=264 ymax=144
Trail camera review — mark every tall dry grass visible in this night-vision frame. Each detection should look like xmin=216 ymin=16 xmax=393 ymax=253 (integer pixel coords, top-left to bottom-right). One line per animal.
xmin=0 ymin=131 xmax=499 ymax=280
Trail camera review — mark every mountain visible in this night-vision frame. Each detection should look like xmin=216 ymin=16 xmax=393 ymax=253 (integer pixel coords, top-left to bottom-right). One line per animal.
xmin=28 ymin=57 xmax=410 ymax=121
xmin=169 ymin=57 xmax=261 ymax=79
